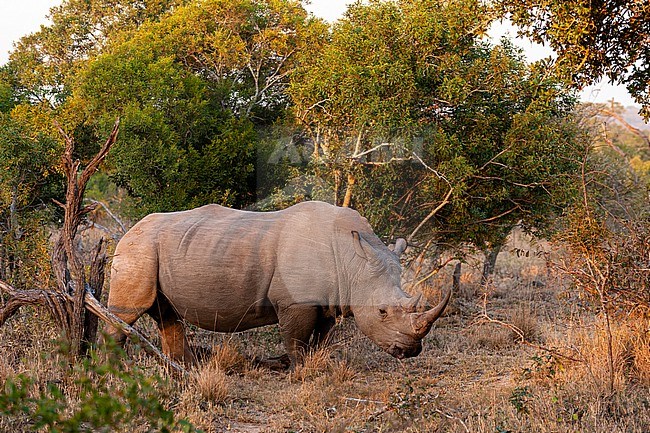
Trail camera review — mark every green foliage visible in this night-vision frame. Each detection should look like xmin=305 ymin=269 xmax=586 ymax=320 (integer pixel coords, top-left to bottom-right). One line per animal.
xmin=0 ymin=101 xmax=63 ymax=288
xmin=8 ymin=0 xmax=185 ymax=105
xmin=291 ymin=0 xmax=487 ymax=143
xmin=290 ymin=0 xmax=586 ymax=251
xmin=0 ymin=66 xmax=23 ymax=113
xmin=53 ymin=0 xmax=322 ymax=214
xmin=0 ymin=0 xmax=595 ymax=254
xmin=67 ymin=22 xmax=259 ymax=213
xmin=2 ymin=0 xmax=325 ymax=216
xmin=509 ymin=386 xmax=532 ymax=414
xmin=500 ymin=0 xmax=650 ymax=119
xmin=0 ymin=343 xmax=201 ymax=432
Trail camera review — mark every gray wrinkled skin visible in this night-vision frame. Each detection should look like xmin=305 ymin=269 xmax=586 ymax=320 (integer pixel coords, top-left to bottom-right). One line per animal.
xmin=106 ymin=201 xmax=449 ymax=366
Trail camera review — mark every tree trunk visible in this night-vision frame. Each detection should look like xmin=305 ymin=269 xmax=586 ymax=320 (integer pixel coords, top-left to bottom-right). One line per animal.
xmin=334 ymin=169 xmax=341 ymax=206
xmin=81 ymin=239 xmax=107 ymax=355
xmin=9 ymin=184 xmax=24 ymax=241
xmin=453 ymin=262 xmax=462 ymax=293
xmin=0 ymin=243 xmax=4 ymax=282
xmin=342 ymin=172 xmax=356 ymax=208
xmin=481 ymin=244 xmax=502 ymax=287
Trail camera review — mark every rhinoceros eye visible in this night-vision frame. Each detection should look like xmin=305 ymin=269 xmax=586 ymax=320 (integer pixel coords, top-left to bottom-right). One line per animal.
xmin=378 ymin=307 xmax=388 ymax=320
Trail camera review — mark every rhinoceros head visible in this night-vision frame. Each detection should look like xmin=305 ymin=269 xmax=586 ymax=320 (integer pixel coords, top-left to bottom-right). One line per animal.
xmin=349 ymin=231 xmax=451 ymax=359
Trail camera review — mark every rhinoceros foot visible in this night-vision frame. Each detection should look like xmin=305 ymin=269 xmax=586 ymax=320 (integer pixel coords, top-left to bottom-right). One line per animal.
xmin=252 ymin=353 xmax=291 ymax=371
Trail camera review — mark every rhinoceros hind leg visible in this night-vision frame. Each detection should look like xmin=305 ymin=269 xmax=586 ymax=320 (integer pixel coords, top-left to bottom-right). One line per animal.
xmin=148 ymin=297 xmax=197 ymax=366
xmin=106 ymin=247 xmax=158 ymax=346
xmin=104 ymin=305 xmax=150 ymax=347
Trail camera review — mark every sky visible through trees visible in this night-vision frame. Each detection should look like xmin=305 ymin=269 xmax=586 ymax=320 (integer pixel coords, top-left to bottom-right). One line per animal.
xmin=0 ymin=0 xmax=639 ymax=106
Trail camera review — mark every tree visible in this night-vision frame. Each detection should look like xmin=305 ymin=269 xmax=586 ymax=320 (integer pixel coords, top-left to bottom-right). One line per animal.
xmin=8 ymin=0 xmax=184 ymax=106
xmin=5 ymin=0 xmax=326 ymax=215
xmin=499 ymin=0 xmax=650 ymax=120
xmin=289 ymin=0 xmax=586 ymax=263
xmin=0 ymin=120 xmax=118 ymax=357
xmin=0 ymin=117 xmax=186 ymax=371
xmin=0 ymin=82 xmax=63 ymax=288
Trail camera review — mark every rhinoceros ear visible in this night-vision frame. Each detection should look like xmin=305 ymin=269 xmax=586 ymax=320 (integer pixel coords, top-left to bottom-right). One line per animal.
xmin=351 ymin=231 xmax=367 ymax=260
xmin=393 ymin=238 xmax=407 ymax=257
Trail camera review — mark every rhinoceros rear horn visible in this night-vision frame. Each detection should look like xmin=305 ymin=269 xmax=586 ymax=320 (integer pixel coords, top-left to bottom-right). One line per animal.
xmin=402 ymin=293 xmax=422 ymax=313
xmin=410 ymin=289 xmax=452 ymax=338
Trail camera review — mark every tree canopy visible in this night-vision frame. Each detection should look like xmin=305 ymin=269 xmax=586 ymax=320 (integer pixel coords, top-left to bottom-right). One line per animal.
xmin=289 ymin=0 xmax=586 ymax=251
xmin=6 ymin=0 xmax=326 ymax=214
xmin=500 ymin=0 xmax=650 ymax=119
xmin=0 ymin=0 xmax=626 ymax=262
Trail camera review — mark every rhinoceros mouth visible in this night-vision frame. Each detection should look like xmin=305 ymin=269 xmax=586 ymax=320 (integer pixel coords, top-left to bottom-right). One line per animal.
xmin=387 ymin=343 xmax=422 ymax=359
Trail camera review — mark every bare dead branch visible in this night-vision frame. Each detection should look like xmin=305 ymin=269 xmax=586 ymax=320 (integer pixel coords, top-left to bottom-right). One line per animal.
xmin=474 ymin=205 xmax=522 ymax=224
xmin=408 ymin=187 xmax=454 ymax=243
xmin=599 ymin=107 xmax=650 ymax=149
xmin=411 ymin=256 xmax=456 ymax=290
xmin=0 ymin=279 xmax=186 ymax=374
xmin=85 ymin=199 xmax=127 ymax=235
xmin=82 ymin=290 xmax=187 ymax=374
xmin=476 ymin=308 xmax=584 ymax=363
xmin=434 ymin=408 xmax=470 ymax=433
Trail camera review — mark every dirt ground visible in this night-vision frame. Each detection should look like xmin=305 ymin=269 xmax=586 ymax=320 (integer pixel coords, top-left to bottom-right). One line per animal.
xmin=1 ymin=229 xmax=649 ymax=432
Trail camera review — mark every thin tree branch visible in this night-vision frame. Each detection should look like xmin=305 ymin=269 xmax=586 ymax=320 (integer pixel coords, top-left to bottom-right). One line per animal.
xmin=408 ymin=187 xmax=454 ymax=243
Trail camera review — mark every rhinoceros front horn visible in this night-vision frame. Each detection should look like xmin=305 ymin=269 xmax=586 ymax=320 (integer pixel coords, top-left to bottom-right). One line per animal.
xmin=410 ymin=289 xmax=452 ymax=338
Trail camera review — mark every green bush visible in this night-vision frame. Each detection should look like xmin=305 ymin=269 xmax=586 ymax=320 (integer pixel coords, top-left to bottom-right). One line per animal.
xmin=0 ymin=343 xmax=200 ymax=433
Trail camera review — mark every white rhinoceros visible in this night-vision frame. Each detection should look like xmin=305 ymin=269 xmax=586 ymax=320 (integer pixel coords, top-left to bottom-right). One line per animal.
xmin=106 ymin=201 xmax=450 ymax=366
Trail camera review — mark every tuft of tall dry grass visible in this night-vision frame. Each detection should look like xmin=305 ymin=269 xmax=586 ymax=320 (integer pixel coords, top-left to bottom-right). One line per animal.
xmin=208 ymin=339 xmax=248 ymax=374
xmin=291 ymin=346 xmax=335 ymax=382
xmin=193 ymin=365 xmax=229 ymax=404
xmin=630 ymin=323 xmax=650 ymax=386
xmin=509 ymin=304 xmax=541 ymax=343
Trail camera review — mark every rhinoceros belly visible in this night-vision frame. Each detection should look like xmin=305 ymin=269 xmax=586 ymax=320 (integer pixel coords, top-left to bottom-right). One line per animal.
xmin=155 ymin=212 xmax=281 ymax=332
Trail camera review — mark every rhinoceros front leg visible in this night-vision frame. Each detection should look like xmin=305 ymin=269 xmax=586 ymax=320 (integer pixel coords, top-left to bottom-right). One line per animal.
xmin=277 ymin=304 xmax=319 ymax=367
xmin=311 ymin=315 xmax=336 ymax=348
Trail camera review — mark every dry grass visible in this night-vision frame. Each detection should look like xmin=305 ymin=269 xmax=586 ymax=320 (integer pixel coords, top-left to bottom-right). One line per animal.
xmin=630 ymin=322 xmax=650 ymax=386
xmin=194 ymin=365 xmax=229 ymax=404
xmin=290 ymin=347 xmax=335 ymax=382
xmin=208 ymin=339 xmax=249 ymax=374
xmin=509 ymin=304 xmax=541 ymax=342
xmin=1 ymin=228 xmax=649 ymax=432
xmin=544 ymin=317 xmax=650 ymax=395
